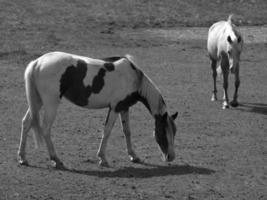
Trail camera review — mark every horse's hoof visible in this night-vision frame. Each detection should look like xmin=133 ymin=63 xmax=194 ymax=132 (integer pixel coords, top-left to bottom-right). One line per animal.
xmin=222 ymin=102 xmax=230 ymax=109
xmin=222 ymin=105 xmax=229 ymax=109
xmin=98 ymin=160 xmax=110 ymax=168
xmin=18 ymin=159 xmax=29 ymax=166
xmin=130 ymin=157 xmax=142 ymax=163
xmin=51 ymin=160 xmax=65 ymax=169
xmin=230 ymin=101 xmax=239 ymax=107
xmin=211 ymin=96 xmax=217 ymax=101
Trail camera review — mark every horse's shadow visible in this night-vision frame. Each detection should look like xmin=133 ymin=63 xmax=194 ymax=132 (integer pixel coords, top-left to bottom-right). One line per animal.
xmin=27 ymin=161 xmax=215 ymax=178
xmin=238 ymin=102 xmax=267 ymax=115
xmin=45 ymin=162 xmax=215 ymax=178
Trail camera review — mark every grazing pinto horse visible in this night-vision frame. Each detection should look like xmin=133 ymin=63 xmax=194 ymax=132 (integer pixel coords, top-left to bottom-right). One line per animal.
xmin=18 ymin=52 xmax=178 ymax=168
xmin=207 ymin=15 xmax=243 ymax=109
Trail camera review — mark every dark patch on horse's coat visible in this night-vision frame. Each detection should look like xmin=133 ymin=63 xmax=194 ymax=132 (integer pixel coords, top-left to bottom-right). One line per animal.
xmin=60 ymin=59 xmax=116 ymax=106
xmin=103 ymin=62 xmax=115 ymax=71
xmin=102 ymin=56 xmax=138 ymax=72
xmin=115 ymin=92 xmax=140 ymax=112
xmin=60 ymin=56 xmax=145 ymax=109
xmin=154 ymin=113 xmax=168 ymax=153
xmin=91 ymin=68 xmax=106 ymax=93
xmin=114 ymin=91 xmax=152 ymax=113
xmin=60 ymin=60 xmax=92 ymax=106
xmin=114 ymin=69 xmax=152 ymax=113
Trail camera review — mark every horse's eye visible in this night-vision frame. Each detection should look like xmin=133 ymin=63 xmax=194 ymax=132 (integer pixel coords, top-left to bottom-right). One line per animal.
xmin=227 ymin=36 xmax=232 ymax=43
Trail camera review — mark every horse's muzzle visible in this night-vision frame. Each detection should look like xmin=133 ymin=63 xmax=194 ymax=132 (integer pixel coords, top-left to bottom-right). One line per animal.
xmin=163 ymin=152 xmax=175 ymax=162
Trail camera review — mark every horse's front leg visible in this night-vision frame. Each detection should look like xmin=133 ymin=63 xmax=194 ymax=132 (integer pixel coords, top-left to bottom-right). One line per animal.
xmin=120 ymin=110 xmax=141 ymax=163
xmin=222 ymin=70 xmax=230 ymax=109
xmin=231 ymin=65 xmax=240 ymax=107
xmin=220 ymin=55 xmax=230 ymax=109
xmin=97 ymin=108 xmax=118 ymax=167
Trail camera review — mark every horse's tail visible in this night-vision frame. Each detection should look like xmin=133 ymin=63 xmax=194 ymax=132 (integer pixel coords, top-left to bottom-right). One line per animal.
xmin=24 ymin=60 xmax=44 ymax=148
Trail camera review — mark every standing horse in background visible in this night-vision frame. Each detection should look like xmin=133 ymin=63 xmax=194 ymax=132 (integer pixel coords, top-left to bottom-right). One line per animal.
xmin=18 ymin=52 xmax=178 ymax=168
xmin=207 ymin=15 xmax=243 ymax=109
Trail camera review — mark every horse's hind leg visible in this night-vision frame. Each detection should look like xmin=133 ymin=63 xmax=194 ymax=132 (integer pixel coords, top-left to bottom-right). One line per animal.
xmin=17 ymin=109 xmax=32 ymax=165
xmin=211 ymin=59 xmax=218 ymax=101
xmin=42 ymin=101 xmax=63 ymax=169
xmin=120 ymin=110 xmax=141 ymax=163
xmin=97 ymin=108 xmax=118 ymax=167
xmin=18 ymin=98 xmax=42 ymax=165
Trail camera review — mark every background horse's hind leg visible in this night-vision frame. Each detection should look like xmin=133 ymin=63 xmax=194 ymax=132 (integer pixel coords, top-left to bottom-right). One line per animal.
xmin=120 ymin=110 xmax=141 ymax=163
xmin=97 ymin=109 xmax=118 ymax=167
xmin=211 ymin=59 xmax=218 ymax=101
xmin=42 ymin=102 xmax=63 ymax=169
xmin=17 ymin=109 xmax=32 ymax=165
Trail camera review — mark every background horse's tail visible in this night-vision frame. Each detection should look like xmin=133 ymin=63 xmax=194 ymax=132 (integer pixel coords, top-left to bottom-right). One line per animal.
xmin=24 ymin=60 xmax=44 ymax=148
xmin=227 ymin=14 xmax=234 ymax=24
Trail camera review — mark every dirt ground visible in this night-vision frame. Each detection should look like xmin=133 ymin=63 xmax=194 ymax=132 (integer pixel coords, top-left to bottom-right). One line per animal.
xmin=0 ymin=1 xmax=267 ymax=200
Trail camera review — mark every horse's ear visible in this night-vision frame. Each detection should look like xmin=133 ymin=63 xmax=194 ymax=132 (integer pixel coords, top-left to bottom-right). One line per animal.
xmin=171 ymin=112 xmax=178 ymax=120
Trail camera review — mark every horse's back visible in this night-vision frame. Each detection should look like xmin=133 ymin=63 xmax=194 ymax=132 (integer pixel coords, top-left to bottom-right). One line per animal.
xmin=207 ymin=21 xmax=228 ymax=59
xmin=28 ymin=52 xmax=140 ymax=109
xmin=37 ymin=52 xmax=102 ymax=70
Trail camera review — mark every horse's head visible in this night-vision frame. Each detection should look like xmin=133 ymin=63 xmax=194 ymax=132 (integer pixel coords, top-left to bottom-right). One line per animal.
xmin=224 ymin=15 xmax=243 ymax=73
xmin=154 ymin=112 xmax=178 ymax=162
xmin=226 ymin=32 xmax=243 ymax=73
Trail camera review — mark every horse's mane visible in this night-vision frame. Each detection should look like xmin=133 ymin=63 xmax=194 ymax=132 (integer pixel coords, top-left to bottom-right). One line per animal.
xmin=139 ymin=73 xmax=166 ymax=115
xmin=124 ymin=55 xmax=166 ymax=115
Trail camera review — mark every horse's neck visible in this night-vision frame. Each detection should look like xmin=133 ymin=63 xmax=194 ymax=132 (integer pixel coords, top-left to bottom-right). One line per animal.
xmin=139 ymin=74 xmax=167 ymax=116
